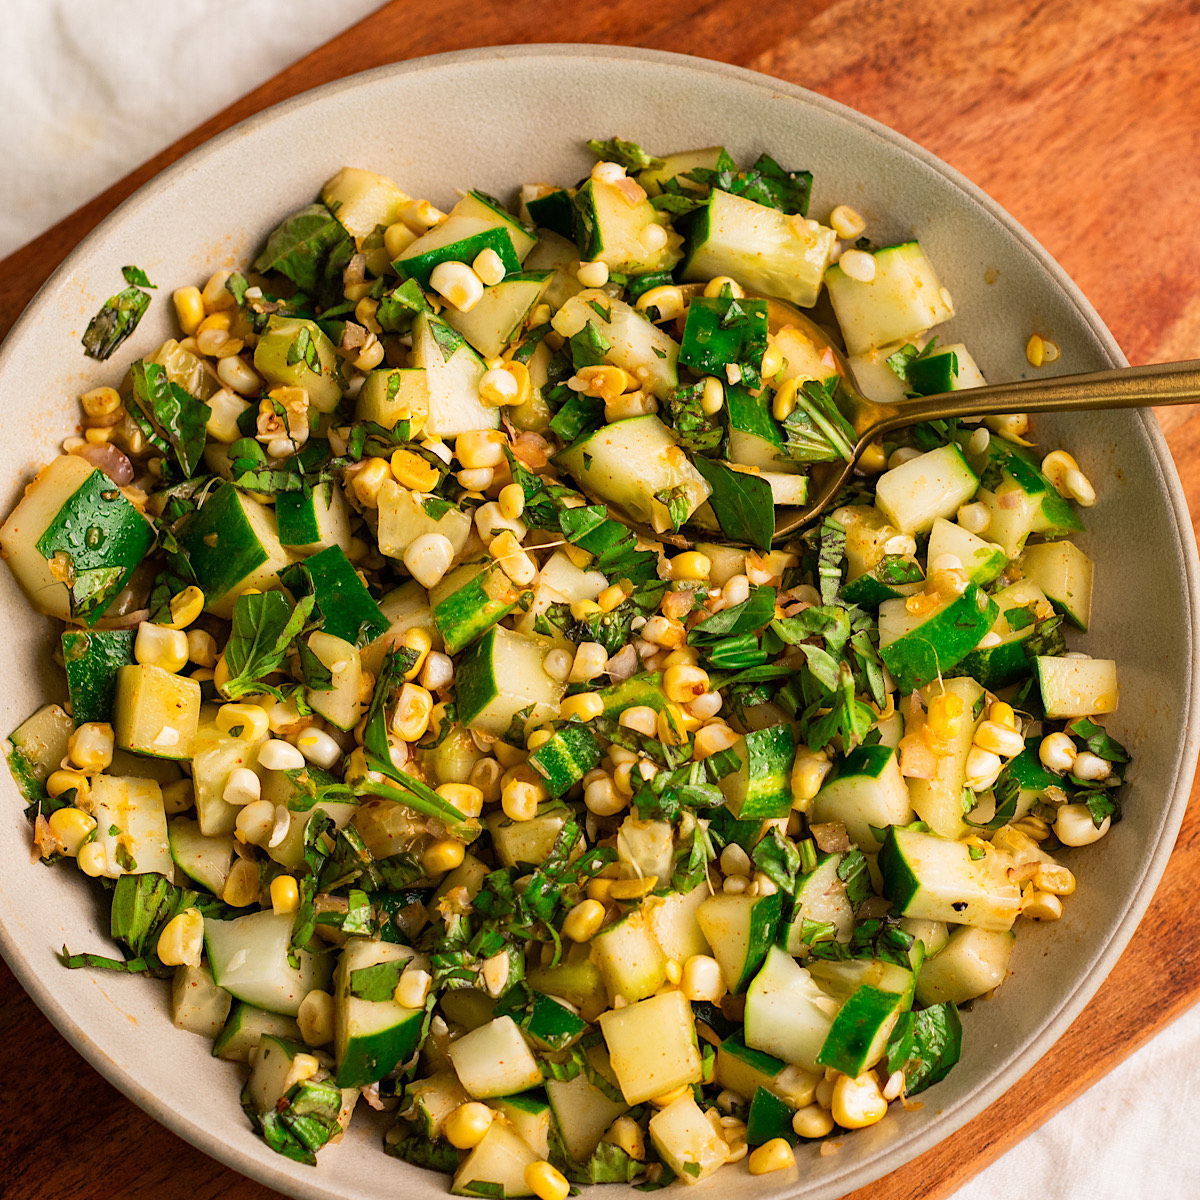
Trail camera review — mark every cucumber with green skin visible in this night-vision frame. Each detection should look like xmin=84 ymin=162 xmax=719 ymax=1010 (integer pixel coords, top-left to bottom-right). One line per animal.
xmin=874 ymin=443 xmax=979 ymax=535
xmin=253 ymin=316 xmax=344 ymax=413
xmin=596 ymin=671 xmax=668 ymax=717
xmin=951 ymin=578 xmax=1052 ymax=689
xmin=354 ymin=366 xmax=429 ymax=429
xmin=1019 ymin=539 xmax=1094 ymax=630
xmin=444 ymin=270 xmax=553 ymax=359
xmin=573 ymin=176 xmax=681 ymax=275
xmin=905 ymin=342 xmax=987 ymax=395
xmin=785 ymin=852 xmax=855 ymax=954
xmin=816 ymin=983 xmax=908 ymax=1077
xmin=454 ymin=624 xmax=564 ymax=736
xmin=715 ymin=1032 xmax=819 ymax=1108
xmin=522 ymin=992 xmax=589 ymax=1051
xmin=810 ymin=743 xmax=913 ymax=852
xmin=395 ymin=219 xmax=523 ymax=288
xmin=453 ymin=190 xmax=539 ymax=260
xmin=212 ymin=1002 xmax=302 ymax=1063
xmin=743 ymin=946 xmax=838 ymax=1071
xmin=281 ymin=545 xmax=388 ymax=646
xmin=915 ymin=927 xmax=1015 ymax=1006
xmin=878 ymin=582 xmax=998 ymax=692
xmin=925 ymin=517 xmax=1007 ymax=586
xmin=678 ymin=293 xmax=768 ymax=379
xmin=725 ymin=384 xmax=803 ymax=474
xmin=717 ymin=724 xmax=796 ymax=818
xmin=274 ymin=480 xmax=351 ymax=556
xmin=527 ymin=723 xmax=604 ymax=797
xmin=62 ymin=628 xmax=134 ymax=724
xmin=746 ymin=1086 xmax=797 ymax=1145
xmin=838 ymin=557 xmax=924 ymax=608
xmin=430 ymin=561 xmax=524 ymax=656
xmin=1035 ymin=655 xmax=1119 ymax=719
xmin=524 ymin=188 xmax=575 ymax=239
xmin=696 ymin=890 xmax=783 ymax=994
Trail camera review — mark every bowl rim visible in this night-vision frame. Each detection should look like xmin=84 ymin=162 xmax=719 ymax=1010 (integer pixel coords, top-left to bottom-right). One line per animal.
xmin=2 ymin=41 xmax=1198 ymax=1200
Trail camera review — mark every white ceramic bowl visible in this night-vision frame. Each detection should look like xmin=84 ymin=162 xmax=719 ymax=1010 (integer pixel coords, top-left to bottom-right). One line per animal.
xmin=1 ymin=45 xmax=1197 ymax=1200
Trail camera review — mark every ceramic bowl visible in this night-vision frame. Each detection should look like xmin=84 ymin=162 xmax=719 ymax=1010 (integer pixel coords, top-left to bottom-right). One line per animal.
xmin=0 ymin=45 xmax=1196 ymax=1200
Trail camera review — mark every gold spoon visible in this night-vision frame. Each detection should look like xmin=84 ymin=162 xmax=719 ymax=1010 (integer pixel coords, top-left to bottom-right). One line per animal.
xmin=581 ymin=294 xmax=1200 ymax=549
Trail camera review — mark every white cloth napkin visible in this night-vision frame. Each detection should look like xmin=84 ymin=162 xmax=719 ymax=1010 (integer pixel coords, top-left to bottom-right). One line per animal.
xmin=0 ymin=2 xmax=1194 ymax=1196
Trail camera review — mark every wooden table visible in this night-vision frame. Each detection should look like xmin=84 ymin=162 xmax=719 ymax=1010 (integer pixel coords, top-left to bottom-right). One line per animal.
xmin=3 ymin=2 xmax=1200 ymax=1197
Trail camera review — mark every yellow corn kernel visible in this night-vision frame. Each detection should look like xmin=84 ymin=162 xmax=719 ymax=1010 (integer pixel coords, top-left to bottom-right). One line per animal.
xmin=1033 ymin=863 xmax=1076 ymax=896
xmin=663 ymin=665 xmax=710 ymax=705
xmin=526 ymin=727 xmax=554 ymax=751
xmin=265 ymin=873 xmax=299 ymax=914
xmin=572 ymin=364 xmax=633 ymax=402
xmin=570 ymin=598 xmax=603 ymax=620
xmin=445 ymin=1101 xmax=495 ymax=1150
xmin=603 ymin=1115 xmax=645 ymax=1161
xmin=297 ymin=989 xmax=335 ymax=1047
xmin=46 ymin=769 xmax=90 ymax=800
xmin=395 ymin=967 xmax=432 ymax=1009
xmin=48 ymin=806 xmax=96 ymax=857
xmin=456 ymin=429 xmax=508 ymax=470
xmin=619 ymin=705 xmax=658 ymax=737
xmin=761 ymin=342 xmax=785 ymax=382
xmin=401 ymin=627 xmax=434 ymax=680
xmin=501 ymin=777 xmax=541 ymax=821
xmin=656 ymin=704 xmax=688 ymax=746
xmin=67 ymin=722 xmax=114 ymax=773
xmin=393 ymin=682 xmax=434 ymax=741
xmin=989 ymin=701 xmax=1017 ymax=730
xmin=1026 ymin=333 xmax=1047 ymax=368
xmin=610 ymin=876 xmax=658 ymax=901
xmin=831 ymin=1072 xmax=888 ymax=1129
xmin=352 ymin=457 xmax=392 ymax=507
xmin=156 ymin=907 xmax=204 ymax=967
xmin=792 ymin=1104 xmax=836 ymax=1139
xmin=926 ymin=693 xmax=965 ymax=739
xmin=216 ymin=703 xmax=270 ymax=742
xmin=498 ymin=482 xmax=526 ymax=521
xmin=669 ymin=551 xmax=711 ymax=581
xmin=423 ymin=838 xmax=465 ymax=875
xmin=134 ymin=622 xmax=189 ymax=674
xmin=165 ymin=585 xmax=205 ymax=630
xmin=858 ymin=441 xmax=887 ymax=474
xmin=171 ymin=286 xmax=206 ymax=336
xmin=384 ymin=221 xmax=418 ymax=260
xmin=641 ymin=615 xmax=685 ymax=649
xmin=772 ymin=378 xmax=800 ymax=421
xmin=390 ymin=449 xmax=440 ymax=492
xmin=748 ymin=1138 xmax=795 ymax=1175
xmin=488 ymin=529 xmax=537 ymax=586
xmin=597 ymin=584 xmax=627 ymax=613
xmin=197 ymin=310 xmax=232 ymax=336
xmin=1023 ymin=889 xmax=1063 ymax=920
xmin=81 ymin=386 xmax=122 ymax=419
xmin=562 ymin=899 xmax=606 ymax=942
xmin=437 ymin=782 xmax=484 ymax=818
xmin=693 ymin=722 xmax=740 ymax=761
xmin=587 ymin=877 xmax=615 ymax=903
xmin=703 ymin=275 xmax=744 ymax=299
xmin=680 ymin=954 xmax=725 ymax=1002
xmin=525 ymin=1161 xmax=570 ymax=1200
xmin=355 ymin=297 xmax=382 ymax=335
xmin=649 ymin=1083 xmax=691 ymax=1108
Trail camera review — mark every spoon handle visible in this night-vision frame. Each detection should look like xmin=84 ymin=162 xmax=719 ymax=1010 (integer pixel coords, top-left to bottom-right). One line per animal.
xmin=864 ymin=357 xmax=1200 ymax=439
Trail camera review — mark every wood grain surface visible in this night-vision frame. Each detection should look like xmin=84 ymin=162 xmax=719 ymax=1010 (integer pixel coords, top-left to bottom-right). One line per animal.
xmin=3 ymin=1 xmax=1200 ymax=1198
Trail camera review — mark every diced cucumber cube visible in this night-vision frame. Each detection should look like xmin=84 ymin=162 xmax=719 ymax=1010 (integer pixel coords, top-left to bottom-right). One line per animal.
xmin=926 ymin=517 xmax=1007 ymax=585
xmin=952 ymin=578 xmax=1051 ymax=689
xmin=281 ymin=545 xmax=387 ymax=646
xmin=596 ymin=671 xmax=669 ymax=718
xmin=522 ymin=993 xmax=589 ymax=1052
xmin=212 ymin=1002 xmax=301 ymax=1063
xmin=1019 ymin=540 xmax=1094 ymax=630
xmin=455 ymin=625 xmax=565 ymax=737
xmin=878 ymin=583 xmax=998 ymax=692
xmin=817 ymin=983 xmax=907 ymax=1077
xmin=396 ymin=217 xmax=523 ymax=288
xmin=334 ymin=939 xmax=423 ymax=1087
xmin=171 ymin=963 xmax=232 ymax=1038
xmin=448 ymin=1015 xmax=543 ymax=1099
xmin=785 ymin=853 xmax=855 ymax=954
xmin=915 ymin=926 xmax=1015 ymax=1006
xmin=322 ymin=166 xmax=411 ymax=239
xmin=648 ymin=1093 xmax=729 ymax=1184
xmin=837 ymin=557 xmax=924 ymax=609
xmin=825 ymin=241 xmax=955 ymax=356
xmin=697 ymin=890 xmax=782 ymax=994
xmin=682 ymin=189 xmax=836 ymax=308
xmin=407 ymin=1072 xmax=470 ymax=1138
xmin=190 ymin=725 xmax=263 ymax=837
xmin=574 ymin=176 xmax=682 ymax=275
xmin=253 ymin=316 xmax=344 ymax=412
xmin=168 ymin=816 xmax=235 ymax=895
xmin=7 ymin=704 xmax=73 ymax=798
xmin=410 ymin=313 xmax=500 ymax=438
xmin=551 ymin=292 xmax=680 ymax=399
xmin=452 ymin=190 xmax=539 ymax=260
xmin=114 ymin=664 xmax=201 ymax=760
xmin=878 ymin=826 xmax=1020 ymax=930
xmin=874 ymin=444 xmax=979 ymax=534
xmin=525 ymin=956 xmax=606 ymax=1020
xmin=445 ymin=271 xmax=553 ymax=359
xmin=906 ymin=343 xmax=987 ymax=395
xmin=715 ymin=1032 xmax=820 ymax=1109
xmin=275 ymin=480 xmax=352 ymax=556
xmin=304 ymin=631 xmax=363 ymax=732
xmin=523 ymin=188 xmax=575 ymax=239
xmin=0 ymin=455 xmax=155 ymax=623
xmin=807 ymin=957 xmax=916 ymax=1009
xmin=88 ymin=773 xmax=171 ymax=878
xmin=521 ymin=229 xmax=583 ymax=308
xmin=726 ymin=384 xmax=799 ymax=473
xmin=545 ymin=1044 xmax=629 ymax=1161
xmin=430 ymin=561 xmax=524 ymax=655
xmin=598 ymin=990 xmax=702 ymax=1105
xmin=176 ymin=482 xmax=294 ymax=618
xmin=718 ymin=724 xmax=796 ymax=818
xmin=61 ymin=628 xmax=133 ymax=724
xmin=743 ymin=947 xmax=838 ymax=1071
xmin=491 ymin=1092 xmax=552 ymax=1159
xmin=485 ymin=800 xmax=572 ymax=869
xmin=678 ymin=294 xmax=768 ymax=379
xmin=527 ymin=723 xmax=603 ymax=797
xmin=593 ymin=908 xmax=669 ymax=1003
xmin=452 ymin=1121 xmax=540 ymax=1197
xmin=361 ymin=579 xmax=439 ymax=676
xmin=638 ymin=145 xmax=730 ymax=194
xmin=204 ymin=909 xmax=332 ymax=1016
xmin=645 ymin=884 xmax=711 ymax=963
xmin=758 ymin=471 xmax=809 ymax=506
xmin=899 ymin=917 xmax=950 ymax=959
xmin=746 ymin=1085 xmax=798 ymax=1146
xmin=355 ymin=366 xmax=430 ymax=430
xmin=1035 ymin=656 xmax=1119 ymax=719
xmin=811 ymin=743 xmax=913 ymax=852
xmin=243 ymin=1034 xmax=316 ymax=1115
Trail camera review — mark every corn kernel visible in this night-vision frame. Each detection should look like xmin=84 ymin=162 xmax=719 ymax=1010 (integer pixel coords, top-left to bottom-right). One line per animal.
xmin=831 ymin=1072 xmax=888 ymax=1129
xmin=1022 ymin=889 xmax=1063 ymax=921
xmin=585 ymin=774 xmax=626 ymax=816
xmin=352 ymin=457 xmax=392 ymax=507
xmin=488 ymin=529 xmax=537 ymax=586
xmin=134 ymin=622 xmax=189 ymax=673
xmin=271 ymin=875 xmax=300 ymax=915
xmin=642 ymin=615 xmax=685 ymax=649
xmin=47 ymin=769 xmax=90 ymax=800
xmin=576 ymin=260 xmax=610 ymax=288
xmin=423 ymin=839 xmax=466 ymax=875
xmin=525 ymin=1161 xmax=570 ymax=1200
xmin=663 ymin=665 xmax=710 ymax=705
xmin=395 ymin=966 xmax=433 ymax=1009
xmin=635 ymin=285 xmax=685 ymax=322
xmin=748 ymin=1138 xmax=795 ymax=1175
xmin=1034 ymin=863 xmax=1076 ymax=896
xmin=597 ymin=584 xmax=627 ymax=613
xmin=437 ymin=782 xmax=484 ymax=818
xmin=390 ymin=449 xmax=440 ymax=492
xmin=619 ymin=706 xmax=658 ymax=737
xmin=793 ymin=1104 xmax=835 ymax=1139
xmin=680 ymin=955 xmax=725 ymax=1002
xmin=570 ymin=642 xmax=608 ymax=684
xmin=48 ymin=806 xmax=96 ymax=857
xmin=603 ymin=1115 xmax=645 ymax=1161
xmin=693 ymin=722 xmax=739 ymax=761
xmin=502 ymin=778 xmax=541 ymax=821
xmin=973 ymin=719 xmax=1025 ymax=758
xmin=988 ymin=701 xmax=1017 ymax=730
xmin=670 ymin=552 xmax=711 ymax=582
xmin=430 ymin=261 xmax=485 ymax=312
xmin=498 ymin=483 xmax=526 ymax=521
xmin=703 ymin=275 xmax=744 ymax=299
xmin=926 ymin=693 xmax=965 ymax=739
xmin=656 ymin=704 xmax=688 ymax=746
xmin=384 ymin=221 xmax=418 ymax=260
xmin=81 ymin=386 xmax=122 ymax=419
xmin=446 ymin=1101 xmax=495 ymax=1149
xmin=164 ymin=585 xmax=205 ymax=630
xmin=649 ymin=1083 xmax=691 ymax=1108
xmin=216 ymin=703 xmax=270 ymax=742
xmin=571 ymin=598 xmax=603 ymax=620
xmin=401 ymin=627 xmax=434 ymax=680
xmin=67 ymin=722 xmax=114 ymax=773
xmin=172 ymin=286 xmax=206 ymax=336
xmin=393 ymin=682 xmax=434 ymax=741
xmin=563 ymin=899 xmax=606 ymax=942
xmin=456 ymin=429 xmax=508 ymax=470
xmin=157 ymin=907 xmax=204 ymax=967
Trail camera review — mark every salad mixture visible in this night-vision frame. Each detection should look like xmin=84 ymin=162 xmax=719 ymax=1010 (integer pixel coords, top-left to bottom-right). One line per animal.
xmin=1 ymin=137 xmax=1128 ymax=1192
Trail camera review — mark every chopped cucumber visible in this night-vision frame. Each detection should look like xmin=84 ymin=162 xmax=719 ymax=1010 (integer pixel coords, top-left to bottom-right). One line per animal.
xmin=726 ymin=384 xmax=799 ymax=473
xmin=355 ymin=366 xmax=430 ymax=430
xmin=492 ymin=1092 xmax=551 ymax=1159
xmin=1035 ymin=655 xmax=1119 ymax=719
xmin=926 ymin=517 xmax=1007 ymax=585
xmin=410 ymin=313 xmax=499 ymax=438
xmin=452 ymin=1121 xmax=540 ymax=1197
xmin=716 ymin=1032 xmax=820 ymax=1109
xmin=915 ymin=926 xmax=1016 ymax=1006
xmin=322 ymin=166 xmax=410 ymax=238
xmin=598 ymin=990 xmax=702 ymax=1105
xmin=785 ymin=853 xmax=855 ymax=954
xmin=452 ymin=190 xmax=539 ymax=259
xmin=61 ymin=628 xmax=133 ymax=724
xmin=455 ymin=624 xmax=565 ymax=737
xmin=168 ymin=816 xmax=234 ymax=895
xmin=952 ymin=578 xmax=1051 ymax=689
xmin=574 ymin=176 xmax=682 ymax=275
xmin=377 ymin=486 xmax=472 ymax=564
xmin=593 ymin=908 xmax=669 ymax=1003
xmin=906 ymin=342 xmax=987 ymax=394
xmin=304 ymin=631 xmax=363 ymax=731
xmin=878 ymin=583 xmax=998 ymax=692
xmin=817 ymin=983 xmax=908 ymax=1076
xmin=253 ymin=317 xmax=343 ymax=412
xmin=447 ymin=1014 xmax=543 ymax=1098
xmin=811 ymin=743 xmax=913 ymax=852
xmin=645 ymin=884 xmax=711 ymax=963
xmin=527 ymin=723 xmax=603 ymax=796
xmin=275 ymin=481 xmax=352 ymax=556
xmin=212 ymin=1002 xmax=301 ymax=1063
xmin=485 ymin=800 xmax=573 ymax=869
xmin=648 ymin=1092 xmax=729 ymax=1184
xmin=545 ymin=1044 xmax=629 ymax=1161
xmin=746 ymin=1085 xmax=798 ymax=1146
xmin=445 ymin=271 xmax=552 ymax=359
xmin=171 ymin=963 xmax=232 ymax=1038
xmin=431 ymin=561 xmax=524 ymax=655
xmin=89 ymin=773 xmax=172 ymax=878
xmin=698 ymin=891 xmax=783 ymax=993
xmin=743 ymin=947 xmax=839 ymax=1071
xmin=396 ymin=218 xmax=523 ymax=288
xmin=718 ymin=724 xmax=796 ymax=818
xmin=113 ymin=664 xmax=201 ymax=761
xmin=638 ymin=145 xmax=730 ymax=194
xmin=874 ymin=444 xmax=979 ymax=534
xmin=1019 ymin=540 xmax=1094 ymax=630
xmin=678 ymin=294 xmax=768 ymax=379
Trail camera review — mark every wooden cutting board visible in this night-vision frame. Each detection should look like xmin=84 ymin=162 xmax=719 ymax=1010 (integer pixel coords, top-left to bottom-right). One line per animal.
xmin=3 ymin=1 xmax=1200 ymax=1197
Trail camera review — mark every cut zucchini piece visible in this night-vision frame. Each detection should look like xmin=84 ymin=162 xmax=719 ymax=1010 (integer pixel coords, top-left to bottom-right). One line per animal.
xmin=522 ymin=993 xmax=589 ymax=1052
xmin=7 ymin=704 xmax=73 ymax=797
xmin=172 ymin=963 xmax=232 ymax=1038
xmin=718 ymin=724 xmax=796 ymax=818
xmin=523 ymin=187 xmax=575 ymax=239
xmin=334 ymin=939 xmax=423 ymax=1087
xmin=0 ymin=455 xmax=155 ymax=623
xmin=430 ymin=561 xmax=524 ymax=655
xmin=715 ymin=1032 xmax=820 ymax=1109
xmin=527 ymin=723 xmax=603 ymax=796
xmin=638 ymin=145 xmax=729 ymax=195
xmin=452 ymin=1121 xmax=540 ymax=1198
xmin=377 ymin=483 xmax=472 ymax=564
xmin=785 ymin=853 xmax=854 ymax=954
xmin=817 ymin=983 xmax=907 ymax=1077
xmin=452 ymin=190 xmax=539 ymax=260
xmin=838 ymin=557 xmax=924 ymax=609
xmin=274 ymin=481 xmax=352 ymax=556
xmin=682 ymin=189 xmax=836 ymax=308
xmin=807 ymin=956 xmax=917 ymax=1009
xmin=1019 ymin=540 xmax=1094 ymax=630
xmin=407 ymin=1072 xmax=470 ymax=1138
xmin=89 ymin=774 xmax=172 ymax=878
xmin=113 ymin=664 xmax=201 ymax=761
xmin=212 ymin=1002 xmax=302 ymax=1063
xmin=726 ymin=384 xmax=799 ymax=473
xmin=455 ymin=624 xmax=565 ymax=737
xmin=1035 ymin=656 xmax=1119 ymax=718
xmin=905 ymin=343 xmax=987 ymax=395
xmin=551 ymin=291 xmax=680 ymax=399
xmin=593 ymin=908 xmax=669 ymax=1003
xmin=743 ymin=946 xmax=839 ymax=1071
xmin=574 ymin=177 xmax=682 ymax=275
xmin=952 ymin=578 xmax=1051 ymax=690
xmin=596 ymin=671 xmax=668 ymax=718
xmin=448 ymin=1015 xmax=543 ymax=1099
xmin=204 ymin=909 xmax=332 ymax=1016
xmin=545 ymin=1044 xmax=629 ymax=1162
xmin=811 ymin=743 xmax=913 ymax=852
xmin=878 ymin=826 xmax=1020 ymax=930
xmin=555 ymin=415 xmax=711 ymax=535
xmin=61 ymin=628 xmax=134 ymax=724
xmin=598 ymin=991 xmax=702 ymax=1105
xmin=745 ymin=1085 xmax=798 ymax=1146
xmin=304 ymin=631 xmax=363 ymax=732
xmin=521 ymin=228 xmax=583 ymax=308
xmin=874 ymin=444 xmax=979 ymax=534
xmin=356 ymin=366 xmax=430 ymax=431
xmin=648 ymin=1093 xmax=729 ymax=1184
xmin=878 ymin=583 xmax=998 ymax=692
xmin=696 ymin=891 xmax=783 ymax=994
xmin=915 ymin=926 xmax=1015 ymax=1006
xmin=176 ymin=482 xmax=293 ymax=618
xmin=409 ymin=313 xmax=499 ymax=438
xmin=616 ymin=816 xmax=674 ymax=883
xmin=362 ymin=579 xmax=440 ymax=676
xmin=396 ymin=217 xmax=523 ymax=288
xmin=645 ymin=884 xmax=711 ymax=963
xmin=825 ymin=241 xmax=955 ymax=356
xmin=168 ymin=816 xmax=235 ymax=895
xmin=485 ymin=800 xmax=573 ymax=870
xmin=491 ymin=1092 xmax=551 ymax=1159
xmin=322 ymin=167 xmax=410 ymax=239
xmin=444 ymin=271 xmax=552 ymax=359
xmin=253 ymin=316 xmax=344 ymax=413
xmin=925 ymin=517 xmax=1007 ymax=585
